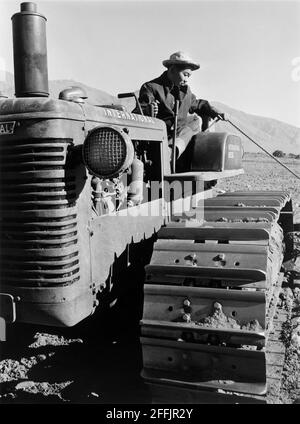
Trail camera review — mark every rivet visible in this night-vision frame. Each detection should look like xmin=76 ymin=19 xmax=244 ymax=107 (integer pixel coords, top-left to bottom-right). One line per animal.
xmin=182 ymin=313 xmax=191 ymax=323
xmin=183 ymin=299 xmax=191 ymax=307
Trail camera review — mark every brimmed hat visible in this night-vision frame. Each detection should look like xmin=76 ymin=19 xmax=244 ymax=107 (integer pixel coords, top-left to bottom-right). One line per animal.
xmin=162 ymin=51 xmax=200 ymax=70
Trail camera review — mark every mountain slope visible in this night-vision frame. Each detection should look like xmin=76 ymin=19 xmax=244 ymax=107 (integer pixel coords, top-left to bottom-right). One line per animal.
xmin=212 ymin=101 xmax=300 ymax=154
xmin=0 ymin=72 xmax=119 ymax=106
xmin=1 ymin=72 xmax=299 ymax=154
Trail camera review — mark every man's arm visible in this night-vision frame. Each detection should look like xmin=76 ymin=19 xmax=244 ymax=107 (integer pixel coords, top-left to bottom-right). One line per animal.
xmin=189 ymin=94 xmax=223 ymax=120
xmin=137 ymin=83 xmax=158 ymax=116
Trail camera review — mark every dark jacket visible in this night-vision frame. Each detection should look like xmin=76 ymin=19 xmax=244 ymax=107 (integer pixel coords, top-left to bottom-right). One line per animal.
xmin=137 ymin=71 xmax=218 ymax=135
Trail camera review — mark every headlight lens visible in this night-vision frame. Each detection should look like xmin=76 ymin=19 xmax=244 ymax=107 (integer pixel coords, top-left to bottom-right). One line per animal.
xmin=82 ymin=126 xmax=134 ymax=179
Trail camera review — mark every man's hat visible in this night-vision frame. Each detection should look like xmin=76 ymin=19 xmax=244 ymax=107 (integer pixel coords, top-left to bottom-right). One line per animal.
xmin=162 ymin=51 xmax=200 ymax=70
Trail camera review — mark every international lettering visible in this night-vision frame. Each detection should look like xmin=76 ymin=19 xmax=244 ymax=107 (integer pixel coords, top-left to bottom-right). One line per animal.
xmin=0 ymin=121 xmax=16 ymax=135
xmin=103 ymin=108 xmax=155 ymax=124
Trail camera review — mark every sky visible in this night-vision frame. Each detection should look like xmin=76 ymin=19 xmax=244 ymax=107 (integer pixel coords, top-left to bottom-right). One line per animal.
xmin=0 ymin=0 xmax=300 ymax=127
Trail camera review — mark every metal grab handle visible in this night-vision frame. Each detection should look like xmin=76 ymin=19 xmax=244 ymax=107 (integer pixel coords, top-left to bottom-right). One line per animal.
xmin=117 ymin=92 xmax=144 ymax=116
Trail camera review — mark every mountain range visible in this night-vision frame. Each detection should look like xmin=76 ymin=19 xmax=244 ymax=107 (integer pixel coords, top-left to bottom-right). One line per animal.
xmin=1 ymin=72 xmax=299 ymax=154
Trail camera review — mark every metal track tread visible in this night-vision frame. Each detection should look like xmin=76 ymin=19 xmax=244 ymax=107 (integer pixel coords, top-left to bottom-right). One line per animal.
xmin=142 ymin=270 xmax=286 ymax=404
xmin=141 ymin=190 xmax=290 ymax=404
xmin=266 ymin=315 xmax=287 ymax=402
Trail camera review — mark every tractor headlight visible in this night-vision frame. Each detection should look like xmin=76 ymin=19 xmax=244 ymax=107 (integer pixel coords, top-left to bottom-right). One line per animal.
xmin=82 ymin=126 xmax=134 ymax=179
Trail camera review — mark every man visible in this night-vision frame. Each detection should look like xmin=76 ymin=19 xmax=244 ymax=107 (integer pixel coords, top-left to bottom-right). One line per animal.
xmin=137 ymin=51 xmax=223 ymax=160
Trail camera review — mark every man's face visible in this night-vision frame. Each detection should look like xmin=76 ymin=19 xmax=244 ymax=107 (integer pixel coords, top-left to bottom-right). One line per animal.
xmin=169 ymin=65 xmax=193 ymax=87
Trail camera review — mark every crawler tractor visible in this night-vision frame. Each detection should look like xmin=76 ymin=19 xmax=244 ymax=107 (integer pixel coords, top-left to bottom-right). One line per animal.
xmin=0 ymin=3 xmax=294 ymax=403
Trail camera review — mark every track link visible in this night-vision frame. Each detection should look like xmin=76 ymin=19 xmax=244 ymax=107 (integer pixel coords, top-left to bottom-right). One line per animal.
xmin=140 ymin=190 xmax=293 ymax=403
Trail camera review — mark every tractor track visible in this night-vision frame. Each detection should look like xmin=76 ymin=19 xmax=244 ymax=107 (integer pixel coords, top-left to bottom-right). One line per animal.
xmin=1 ymin=192 xmax=299 ymax=404
xmin=0 ymin=277 xmax=298 ymax=404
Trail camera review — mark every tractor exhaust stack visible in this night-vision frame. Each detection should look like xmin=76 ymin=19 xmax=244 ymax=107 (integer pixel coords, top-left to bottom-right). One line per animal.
xmin=12 ymin=2 xmax=49 ymax=97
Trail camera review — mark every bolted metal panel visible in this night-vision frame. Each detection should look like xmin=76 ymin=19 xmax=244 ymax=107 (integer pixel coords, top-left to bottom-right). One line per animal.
xmin=141 ymin=284 xmax=266 ymax=346
xmin=141 ymin=337 xmax=267 ymax=396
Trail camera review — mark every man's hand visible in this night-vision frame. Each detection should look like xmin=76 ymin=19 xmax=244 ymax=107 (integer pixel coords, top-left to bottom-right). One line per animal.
xmin=215 ymin=112 xmax=226 ymax=121
xmin=208 ymin=105 xmax=226 ymax=121
xmin=199 ymin=100 xmax=225 ymax=120
xmin=149 ymin=100 xmax=160 ymax=117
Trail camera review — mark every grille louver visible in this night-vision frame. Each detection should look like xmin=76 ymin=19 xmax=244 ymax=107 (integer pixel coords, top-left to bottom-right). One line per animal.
xmin=0 ymin=138 xmax=80 ymax=287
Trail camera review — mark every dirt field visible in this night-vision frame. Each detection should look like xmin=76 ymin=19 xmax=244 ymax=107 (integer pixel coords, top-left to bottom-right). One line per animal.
xmin=0 ymin=152 xmax=300 ymax=404
xmin=216 ymin=153 xmax=300 ymax=210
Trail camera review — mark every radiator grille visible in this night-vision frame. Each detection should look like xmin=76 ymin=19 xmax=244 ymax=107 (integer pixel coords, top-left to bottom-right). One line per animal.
xmin=0 ymin=138 xmax=80 ymax=287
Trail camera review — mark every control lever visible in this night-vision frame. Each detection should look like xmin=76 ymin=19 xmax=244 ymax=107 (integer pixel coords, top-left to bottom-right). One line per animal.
xmin=118 ymin=92 xmax=144 ymax=116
